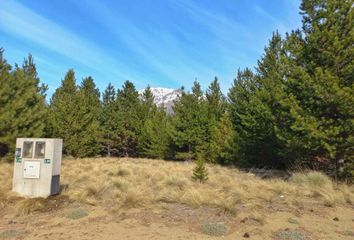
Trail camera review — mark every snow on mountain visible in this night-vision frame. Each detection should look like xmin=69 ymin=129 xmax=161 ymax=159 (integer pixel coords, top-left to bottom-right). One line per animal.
xmin=138 ymin=87 xmax=181 ymax=114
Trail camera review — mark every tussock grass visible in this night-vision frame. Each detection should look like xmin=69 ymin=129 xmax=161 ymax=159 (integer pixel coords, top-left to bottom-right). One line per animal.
xmin=290 ymin=171 xmax=332 ymax=188
xmin=0 ymin=157 xmax=353 ymax=215
xmin=14 ymin=197 xmax=47 ymax=215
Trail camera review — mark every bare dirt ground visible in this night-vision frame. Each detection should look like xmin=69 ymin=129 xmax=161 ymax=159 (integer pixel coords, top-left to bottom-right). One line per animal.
xmin=1 ymin=158 xmax=353 ymax=239
xmin=1 ymin=201 xmax=353 ymax=239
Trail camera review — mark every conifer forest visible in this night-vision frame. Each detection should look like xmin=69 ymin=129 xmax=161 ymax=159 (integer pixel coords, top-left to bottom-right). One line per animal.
xmin=0 ymin=0 xmax=353 ymax=182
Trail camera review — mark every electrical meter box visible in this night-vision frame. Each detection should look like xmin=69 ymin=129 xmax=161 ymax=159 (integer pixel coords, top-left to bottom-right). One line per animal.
xmin=12 ymin=138 xmax=63 ymax=198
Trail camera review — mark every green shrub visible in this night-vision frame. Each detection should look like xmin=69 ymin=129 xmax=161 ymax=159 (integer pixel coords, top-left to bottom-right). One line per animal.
xmin=0 ymin=230 xmax=23 ymax=239
xmin=200 ymin=222 xmax=227 ymax=236
xmin=273 ymin=229 xmax=305 ymax=240
xmin=66 ymin=208 xmax=89 ymax=219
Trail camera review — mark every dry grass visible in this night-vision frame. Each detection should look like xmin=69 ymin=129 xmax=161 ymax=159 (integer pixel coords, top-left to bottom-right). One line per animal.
xmin=0 ymin=157 xmax=353 ymax=216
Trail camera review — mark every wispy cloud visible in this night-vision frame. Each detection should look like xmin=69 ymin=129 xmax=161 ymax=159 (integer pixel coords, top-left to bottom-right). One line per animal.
xmin=0 ymin=0 xmax=302 ymax=93
xmin=0 ymin=1 xmax=147 ymax=86
xmin=81 ymin=1 xmax=223 ymax=88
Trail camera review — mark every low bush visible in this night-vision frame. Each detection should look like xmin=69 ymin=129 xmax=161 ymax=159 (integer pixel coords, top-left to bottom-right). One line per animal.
xmin=200 ymin=222 xmax=227 ymax=236
xmin=66 ymin=208 xmax=89 ymax=219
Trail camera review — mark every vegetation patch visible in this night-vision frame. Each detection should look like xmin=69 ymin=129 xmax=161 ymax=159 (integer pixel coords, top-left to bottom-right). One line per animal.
xmin=290 ymin=172 xmax=332 ymax=188
xmin=66 ymin=208 xmax=89 ymax=220
xmin=288 ymin=218 xmax=299 ymax=224
xmin=200 ymin=222 xmax=227 ymax=236
xmin=273 ymin=229 xmax=306 ymax=240
xmin=0 ymin=230 xmax=23 ymax=239
xmin=113 ymin=179 xmax=129 ymax=192
xmin=14 ymin=197 xmax=47 ymax=215
xmin=116 ymin=168 xmax=130 ymax=177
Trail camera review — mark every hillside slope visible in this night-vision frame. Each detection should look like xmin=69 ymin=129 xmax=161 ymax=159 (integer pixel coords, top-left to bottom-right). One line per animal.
xmin=0 ymin=158 xmax=353 ymax=239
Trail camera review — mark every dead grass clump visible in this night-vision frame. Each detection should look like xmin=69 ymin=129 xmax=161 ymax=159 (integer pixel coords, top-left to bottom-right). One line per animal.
xmin=14 ymin=197 xmax=47 ymax=215
xmin=70 ymin=180 xmax=111 ymax=205
xmin=180 ymin=189 xmax=205 ymax=208
xmin=119 ymin=191 xmax=145 ymax=208
xmin=116 ymin=168 xmax=130 ymax=177
xmin=164 ymin=175 xmax=188 ymax=190
xmin=290 ymin=171 xmax=332 ymax=188
xmin=288 ymin=218 xmax=299 ymax=224
xmin=113 ymin=179 xmax=129 ymax=192
xmin=338 ymin=185 xmax=354 ymax=204
xmin=288 ymin=171 xmax=351 ymax=206
xmin=249 ymin=212 xmax=266 ymax=225
xmin=0 ymin=192 xmax=7 ymax=209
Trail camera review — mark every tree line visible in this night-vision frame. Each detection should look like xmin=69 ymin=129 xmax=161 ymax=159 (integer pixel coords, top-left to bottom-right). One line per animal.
xmin=0 ymin=0 xmax=353 ymax=180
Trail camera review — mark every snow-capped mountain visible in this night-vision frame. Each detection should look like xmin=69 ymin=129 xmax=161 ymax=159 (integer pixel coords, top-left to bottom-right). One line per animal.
xmin=138 ymin=87 xmax=181 ymax=114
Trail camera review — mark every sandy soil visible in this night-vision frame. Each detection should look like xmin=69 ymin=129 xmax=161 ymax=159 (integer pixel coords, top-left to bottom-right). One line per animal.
xmin=1 ymin=200 xmax=353 ymax=240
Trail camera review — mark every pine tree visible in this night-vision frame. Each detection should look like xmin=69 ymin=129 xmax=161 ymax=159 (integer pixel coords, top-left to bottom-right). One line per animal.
xmin=206 ymin=77 xmax=226 ymax=120
xmin=75 ymin=76 xmax=102 ymax=157
xmin=300 ymin=0 xmax=353 ymax=86
xmin=138 ymin=86 xmax=170 ymax=158
xmin=269 ymin=0 xmax=354 ymax=178
xmin=0 ymin=50 xmax=47 ymax=159
xmin=139 ymin=85 xmax=156 ymax=121
xmin=114 ymin=80 xmax=141 ymax=157
xmin=101 ymin=83 xmax=117 ymax=157
xmin=170 ymin=81 xmax=209 ymax=160
xmin=192 ymin=157 xmax=208 ymax=183
xmin=209 ymin=112 xmax=237 ymax=164
xmin=50 ymin=69 xmax=81 ymax=157
xmin=205 ymin=77 xmax=227 ymax=162
xmin=228 ymin=64 xmax=283 ymax=167
xmin=139 ymin=107 xmax=170 ymax=158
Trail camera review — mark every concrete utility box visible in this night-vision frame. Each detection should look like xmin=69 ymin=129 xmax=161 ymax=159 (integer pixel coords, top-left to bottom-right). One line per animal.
xmin=12 ymin=138 xmax=63 ymax=198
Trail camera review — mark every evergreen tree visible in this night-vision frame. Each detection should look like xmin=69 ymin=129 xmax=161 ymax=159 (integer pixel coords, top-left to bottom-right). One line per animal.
xmin=205 ymin=77 xmax=228 ymax=162
xmin=208 ymin=112 xmax=237 ymax=164
xmin=138 ymin=86 xmax=169 ymax=158
xmin=139 ymin=107 xmax=170 ymax=159
xmin=300 ymin=0 xmax=353 ymax=86
xmin=228 ymin=64 xmax=282 ymax=167
xmin=0 ymin=50 xmax=47 ymax=159
xmin=101 ymin=83 xmax=117 ymax=157
xmin=75 ymin=76 xmax=102 ymax=157
xmin=271 ymin=0 xmax=354 ymax=177
xmin=50 ymin=69 xmax=81 ymax=156
xmin=170 ymin=81 xmax=209 ymax=160
xmin=114 ymin=80 xmax=141 ymax=157
xmin=192 ymin=157 xmax=208 ymax=183
xmin=206 ymin=77 xmax=226 ymax=120
xmin=139 ymin=85 xmax=156 ymax=121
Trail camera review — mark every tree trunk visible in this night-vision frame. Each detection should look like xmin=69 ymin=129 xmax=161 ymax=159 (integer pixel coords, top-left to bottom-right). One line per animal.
xmin=334 ymin=158 xmax=339 ymax=183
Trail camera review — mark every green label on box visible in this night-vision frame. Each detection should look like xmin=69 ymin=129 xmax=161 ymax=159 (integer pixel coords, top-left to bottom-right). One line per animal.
xmin=16 ymin=157 xmax=22 ymax=163
xmin=44 ymin=159 xmax=51 ymax=164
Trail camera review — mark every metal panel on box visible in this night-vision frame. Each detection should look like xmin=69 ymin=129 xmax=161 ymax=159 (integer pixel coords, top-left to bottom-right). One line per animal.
xmin=23 ymin=161 xmax=41 ymax=179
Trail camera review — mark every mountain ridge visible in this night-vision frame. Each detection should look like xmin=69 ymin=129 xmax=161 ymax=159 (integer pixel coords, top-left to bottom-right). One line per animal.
xmin=138 ymin=87 xmax=181 ymax=114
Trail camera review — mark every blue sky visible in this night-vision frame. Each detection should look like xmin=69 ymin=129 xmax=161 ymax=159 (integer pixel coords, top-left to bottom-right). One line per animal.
xmin=0 ymin=0 xmax=301 ymax=96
